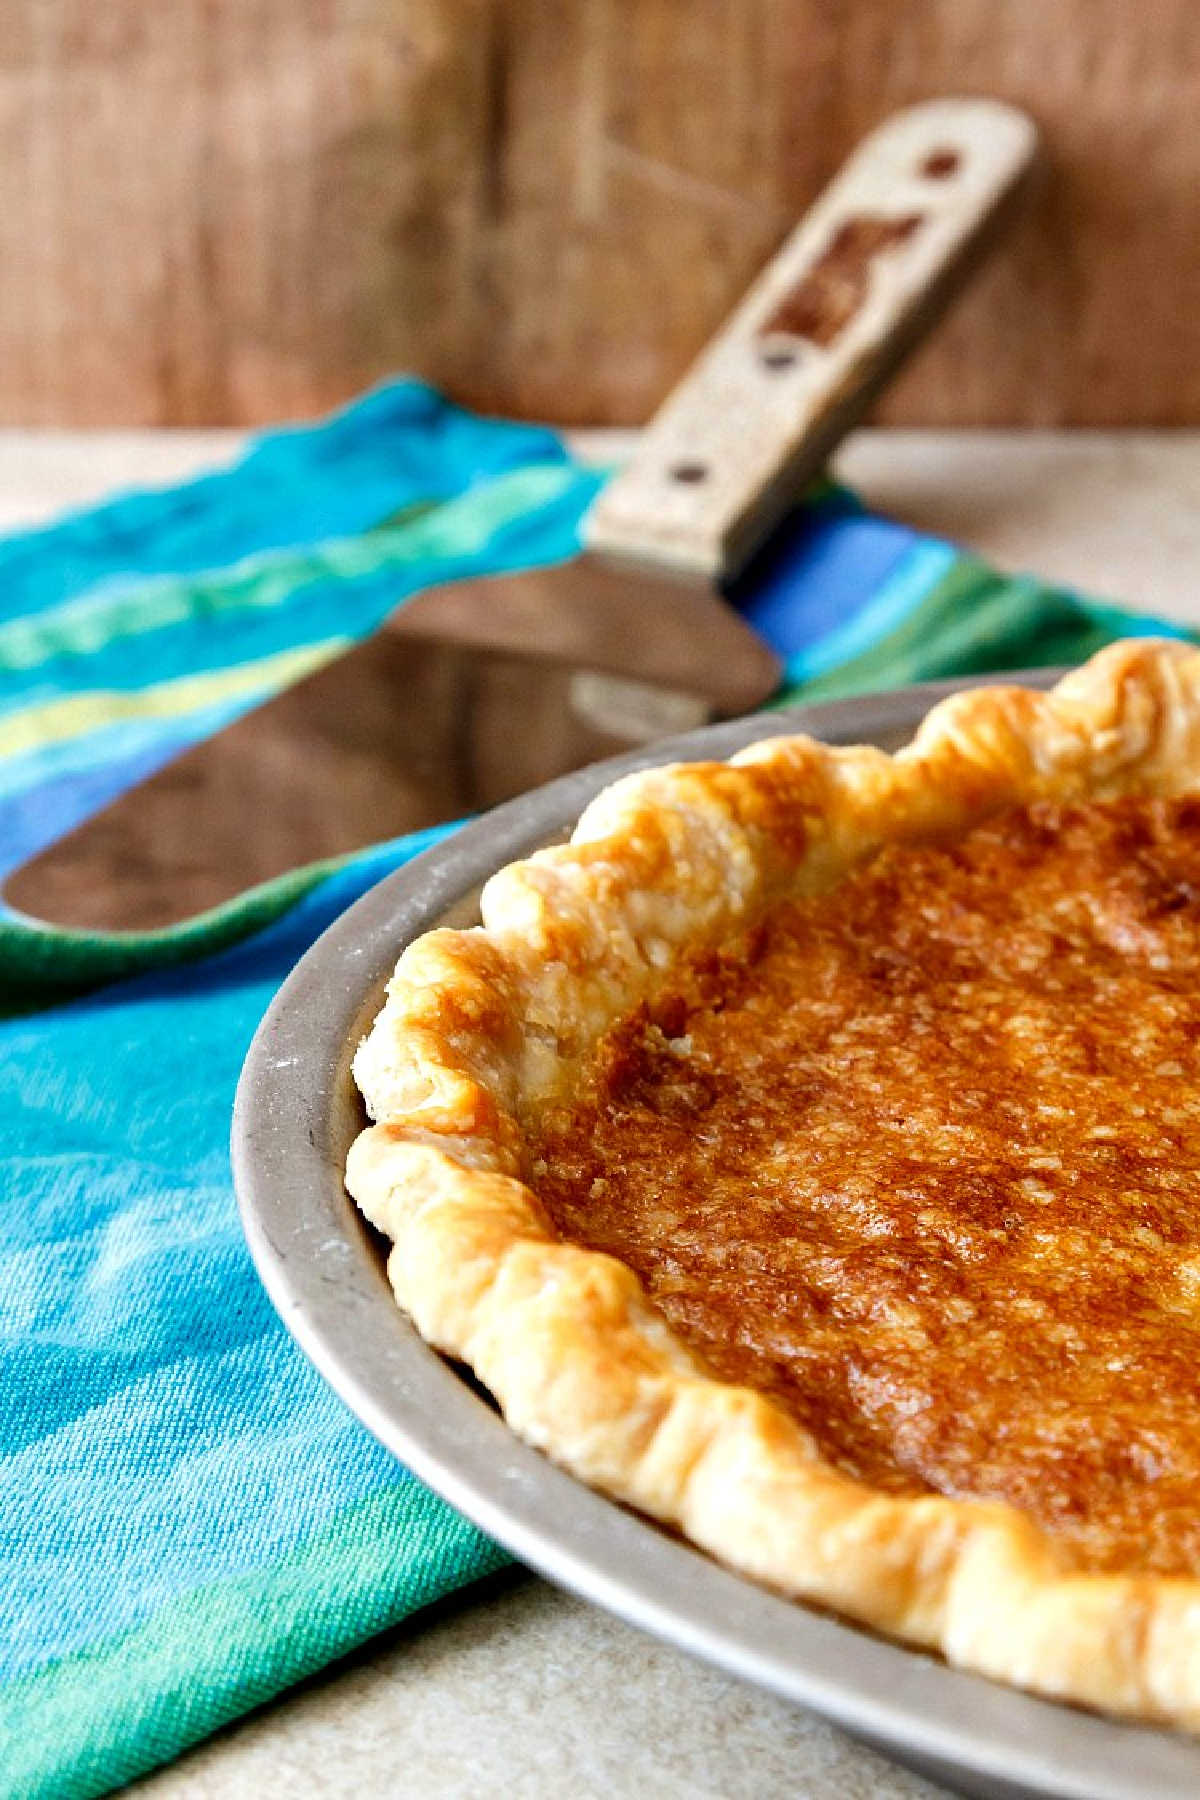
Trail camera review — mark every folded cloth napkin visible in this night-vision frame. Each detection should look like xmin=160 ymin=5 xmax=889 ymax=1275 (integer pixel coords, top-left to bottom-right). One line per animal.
xmin=1 ymin=381 xmax=1193 ymax=1799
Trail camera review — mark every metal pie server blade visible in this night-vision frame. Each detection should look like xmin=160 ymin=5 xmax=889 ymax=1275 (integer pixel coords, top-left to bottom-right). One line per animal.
xmin=4 ymin=583 xmax=763 ymax=931
xmin=4 ymin=100 xmax=1037 ymax=933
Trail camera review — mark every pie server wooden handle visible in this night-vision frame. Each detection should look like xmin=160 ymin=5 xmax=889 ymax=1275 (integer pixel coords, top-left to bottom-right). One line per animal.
xmin=584 ymin=98 xmax=1038 ymax=583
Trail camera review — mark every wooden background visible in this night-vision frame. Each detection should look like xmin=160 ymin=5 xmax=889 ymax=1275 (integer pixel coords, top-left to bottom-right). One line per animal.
xmin=4 ymin=0 xmax=1199 ymax=427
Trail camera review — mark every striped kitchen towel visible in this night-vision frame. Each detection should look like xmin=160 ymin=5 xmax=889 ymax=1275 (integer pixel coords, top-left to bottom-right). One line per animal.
xmin=0 ymin=379 xmax=1190 ymax=1799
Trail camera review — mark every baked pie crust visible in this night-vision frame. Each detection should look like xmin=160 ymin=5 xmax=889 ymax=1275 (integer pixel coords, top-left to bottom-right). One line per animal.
xmin=346 ymin=639 xmax=1200 ymax=1729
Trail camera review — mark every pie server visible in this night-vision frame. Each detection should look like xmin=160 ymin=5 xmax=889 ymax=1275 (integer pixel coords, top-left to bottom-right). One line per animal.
xmin=6 ymin=98 xmax=1036 ymax=933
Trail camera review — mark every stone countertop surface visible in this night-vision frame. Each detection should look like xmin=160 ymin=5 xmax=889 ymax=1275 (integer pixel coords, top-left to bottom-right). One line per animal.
xmin=10 ymin=428 xmax=1200 ymax=1799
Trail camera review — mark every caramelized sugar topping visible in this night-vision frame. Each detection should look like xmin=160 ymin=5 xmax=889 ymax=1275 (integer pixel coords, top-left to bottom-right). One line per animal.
xmin=529 ymin=798 xmax=1200 ymax=1576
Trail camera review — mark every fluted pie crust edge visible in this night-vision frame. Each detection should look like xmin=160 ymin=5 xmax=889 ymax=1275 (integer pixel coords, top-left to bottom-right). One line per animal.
xmin=346 ymin=639 xmax=1200 ymax=1729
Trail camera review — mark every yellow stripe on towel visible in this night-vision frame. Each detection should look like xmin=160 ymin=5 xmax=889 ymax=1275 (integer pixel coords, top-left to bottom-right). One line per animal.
xmin=0 ymin=640 xmax=348 ymax=760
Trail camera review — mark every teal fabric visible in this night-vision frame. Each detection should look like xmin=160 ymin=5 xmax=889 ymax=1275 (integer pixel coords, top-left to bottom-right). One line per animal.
xmin=0 ymin=379 xmax=1194 ymax=1799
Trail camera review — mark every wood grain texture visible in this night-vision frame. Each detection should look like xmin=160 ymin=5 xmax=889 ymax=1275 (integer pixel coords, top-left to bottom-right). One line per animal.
xmin=2 ymin=0 xmax=1199 ymax=426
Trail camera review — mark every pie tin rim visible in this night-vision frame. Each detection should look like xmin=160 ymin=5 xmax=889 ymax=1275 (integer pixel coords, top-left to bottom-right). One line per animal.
xmin=233 ymin=670 xmax=1200 ymax=1800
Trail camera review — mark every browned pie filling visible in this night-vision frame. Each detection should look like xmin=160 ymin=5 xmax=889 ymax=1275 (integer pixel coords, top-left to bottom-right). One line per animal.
xmin=528 ymin=796 xmax=1200 ymax=1577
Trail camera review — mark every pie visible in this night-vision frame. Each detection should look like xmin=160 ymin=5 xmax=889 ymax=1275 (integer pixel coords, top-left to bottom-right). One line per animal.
xmin=346 ymin=639 xmax=1200 ymax=1729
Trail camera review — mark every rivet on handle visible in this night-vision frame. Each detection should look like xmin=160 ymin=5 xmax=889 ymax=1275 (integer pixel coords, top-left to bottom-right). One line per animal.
xmin=921 ymin=147 xmax=962 ymax=179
